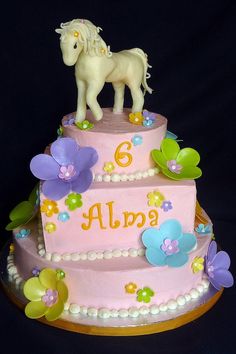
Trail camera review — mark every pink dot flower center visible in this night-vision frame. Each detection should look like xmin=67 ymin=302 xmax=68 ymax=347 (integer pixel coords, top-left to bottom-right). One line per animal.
xmin=42 ymin=289 xmax=58 ymax=307
xmin=167 ymin=160 xmax=183 ymax=174
xmin=207 ymin=263 xmax=215 ymax=278
xmin=58 ymin=164 xmax=76 ymax=181
xmin=161 ymin=239 xmax=179 ymax=256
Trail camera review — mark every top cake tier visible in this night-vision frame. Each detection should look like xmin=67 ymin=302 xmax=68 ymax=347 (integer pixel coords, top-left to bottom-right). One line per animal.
xmin=62 ymin=108 xmax=167 ymax=178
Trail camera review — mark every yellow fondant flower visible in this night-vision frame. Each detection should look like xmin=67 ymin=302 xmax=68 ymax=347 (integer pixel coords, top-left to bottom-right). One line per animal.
xmin=9 ymin=243 xmax=15 ymax=254
xmin=23 ymin=268 xmax=68 ymax=321
xmin=147 ymin=191 xmax=165 ymax=207
xmin=103 ymin=162 xmax=115 ymax=173
xmin=125 ymin=282 xmax=138 ymax=294
xmin=40 ymin=199 xmax=59 ymax=217
xmin=192 ymin=256 xmax=204 ymax=274
xmin=44 ymin=222 xmax=56 ymax=234
xmin=129 ymin=112 xmax=144 ymax=125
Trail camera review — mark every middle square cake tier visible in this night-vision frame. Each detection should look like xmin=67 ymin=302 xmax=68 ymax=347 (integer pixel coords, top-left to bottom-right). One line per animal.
xmin=40 ymin=175 xmax=196 ymax=254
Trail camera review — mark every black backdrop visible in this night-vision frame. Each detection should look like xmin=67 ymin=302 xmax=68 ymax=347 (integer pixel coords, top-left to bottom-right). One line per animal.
xmin=0 ymin=0 xmax=236 ymax=353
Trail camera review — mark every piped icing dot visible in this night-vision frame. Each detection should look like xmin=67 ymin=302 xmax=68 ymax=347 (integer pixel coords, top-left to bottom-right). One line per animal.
xmin=42 ymin=289 xmax=58 ymax=307
xmin=58 ymin=164 xmax=76 ymax=180
xmin=167 ymin=160 xmax=182 ymax=174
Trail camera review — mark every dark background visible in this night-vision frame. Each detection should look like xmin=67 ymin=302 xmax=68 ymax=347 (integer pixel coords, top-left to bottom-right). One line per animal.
xmin=0 ymin=0 xmax=236 ymax=353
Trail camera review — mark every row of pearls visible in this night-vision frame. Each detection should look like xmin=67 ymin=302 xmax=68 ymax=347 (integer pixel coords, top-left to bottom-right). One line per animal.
xmin=65 ymin=279 xmax=210 ymax=319
xmin=7 ymin=254 xmax=25 ymax=289
xmin=93 ymin=167 xmax=159 ymax=183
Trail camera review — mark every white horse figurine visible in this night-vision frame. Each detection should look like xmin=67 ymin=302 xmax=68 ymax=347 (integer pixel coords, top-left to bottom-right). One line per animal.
xmin=55 ymin=19 xmax=153 ymax=123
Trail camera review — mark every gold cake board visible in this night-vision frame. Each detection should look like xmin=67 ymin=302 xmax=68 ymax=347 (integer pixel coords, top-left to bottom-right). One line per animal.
xmin=0 ymin=242 xmax=223 ymax=336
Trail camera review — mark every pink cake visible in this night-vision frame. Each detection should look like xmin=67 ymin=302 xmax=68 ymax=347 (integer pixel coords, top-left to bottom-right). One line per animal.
xmin=5 ymin=19 xmax=233 ymax=324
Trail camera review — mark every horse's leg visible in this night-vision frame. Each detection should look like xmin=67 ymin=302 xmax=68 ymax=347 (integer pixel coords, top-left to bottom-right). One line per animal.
xmin=75 ymin=80 xmax=87 ymax=123
xmin=86 ymin=81 xmax=104 ymax=121
xmin=129 ymin=85 xmax=144 ymax=113
xmin=112 ymin=81 xmax=125 ymax=114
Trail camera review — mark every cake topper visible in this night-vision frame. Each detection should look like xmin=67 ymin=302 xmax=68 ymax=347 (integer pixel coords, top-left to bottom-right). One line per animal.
xmin=55 ymin=19 xmax=153 ymax=123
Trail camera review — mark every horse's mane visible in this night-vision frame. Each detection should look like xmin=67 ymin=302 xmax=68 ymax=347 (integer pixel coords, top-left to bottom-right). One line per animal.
xmin=55 ymin=19 xmax=112 ymax=57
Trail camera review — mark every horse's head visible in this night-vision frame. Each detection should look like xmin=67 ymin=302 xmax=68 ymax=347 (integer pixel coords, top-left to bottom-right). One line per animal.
xmin=55 ymin=19 xmax=111 ymax=66
xmin=55 ymin=27 xmax=83 ymax=66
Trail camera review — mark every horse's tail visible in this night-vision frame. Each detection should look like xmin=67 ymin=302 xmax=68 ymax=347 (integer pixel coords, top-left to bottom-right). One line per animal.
xmin=129 ymin=48 xmax=153 ymax=95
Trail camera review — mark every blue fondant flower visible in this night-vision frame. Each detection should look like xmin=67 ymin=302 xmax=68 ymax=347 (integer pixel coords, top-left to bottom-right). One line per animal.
xmin=195 ymin=223 xmax=212 ymax=235
xmin=132 ymin=135 xmax=143 ymax=146
xmin=57 ymin=212 xmax=70 ymax=222
xmin=15 ymin=228 xmax=31 ymax=239
xmin=142 ymin=219 xmax=197 ymax=267
xmin=161 ymin=200 xmax=173 ymax=212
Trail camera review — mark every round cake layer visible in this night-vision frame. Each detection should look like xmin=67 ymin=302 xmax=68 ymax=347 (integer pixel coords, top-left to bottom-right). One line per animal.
xmin=13 ymin=230 xmax=211 ymax=311
xmin=62 ymin=108 xmax=167 ymax=175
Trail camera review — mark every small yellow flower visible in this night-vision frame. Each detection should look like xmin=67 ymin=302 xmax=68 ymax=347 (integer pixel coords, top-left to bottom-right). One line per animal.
xmin=44 ymin=222 xmax=56 ymax=234
xmin=192 ymin=256 xmax=204 ymax=273
xmin=103 ymin=162 xmax=115 ymax=173
xmin=125 ymin=282 xmax=137 ymax=294
xmin=41 ymin=200 xmax=59 ymax=217
xmin=129 ymin=112 xmax=144 ymax=125
xmin=9 ymin=243 xmax=15 ymax=254
xmin=147 ymin=191 xmax=165 ymax=207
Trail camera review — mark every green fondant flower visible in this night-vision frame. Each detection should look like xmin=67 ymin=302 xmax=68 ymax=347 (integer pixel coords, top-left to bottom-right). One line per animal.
xmin=65 ymin=193 xmax=83 ymax=211
xmin=23 ymin=268 xmax=68 ymax=321
xmin=75 ymin=120 xmax=94 ymax=131
xmin=57 ymin=126 xmax=63 ymax=137
xmin=151 ymin=138 xmax=202 ymax=180
xmin=136 ymin=287 xmax=154 ymax=303
xmin=5 ymin=184 xmax=39 ymax=231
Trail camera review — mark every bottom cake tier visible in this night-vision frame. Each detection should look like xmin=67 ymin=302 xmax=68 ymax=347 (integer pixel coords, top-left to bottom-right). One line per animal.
xmin=7 ymin=218 xmax=213 ymax=319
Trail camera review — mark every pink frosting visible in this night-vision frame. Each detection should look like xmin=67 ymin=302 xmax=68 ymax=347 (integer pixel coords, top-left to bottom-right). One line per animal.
xmin=13 ymin=228 xmax=211 ymax=309
xmin=62 ymin=108 xmax=167 ymax=175
xmin=40 ymin=175 xmax=196 ymax=254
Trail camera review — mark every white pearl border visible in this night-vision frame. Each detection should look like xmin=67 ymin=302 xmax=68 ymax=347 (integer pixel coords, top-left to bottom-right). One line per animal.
xmin=7 ymin=252 xmax=210 ymax=319
xmin=37 ymin=219 xmax=145 ymax=262
xmin=93 ymin=167 xmax=159 ymax=183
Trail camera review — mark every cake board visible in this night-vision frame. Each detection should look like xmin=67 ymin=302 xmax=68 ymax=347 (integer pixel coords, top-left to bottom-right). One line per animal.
xmin=0 ymin=241 xmax=223 ymax=336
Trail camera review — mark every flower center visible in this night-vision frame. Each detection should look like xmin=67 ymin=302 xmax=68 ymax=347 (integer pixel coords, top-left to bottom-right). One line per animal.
xmin=207 ymin=264 xmax=214 ymax=277
xmin=167 ymin=160 xmax=183 ymax=174
xmin=161 ymin=238 xmax=179 ymax=256
xmin=42 ymin=289 xmax=58 ymax=307
xmin=58 ymin=164 xmax=76 ymax=181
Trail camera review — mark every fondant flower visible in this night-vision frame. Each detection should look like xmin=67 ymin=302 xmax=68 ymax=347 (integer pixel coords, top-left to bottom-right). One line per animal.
xmin=23 ymin=268 xmax=68 ymax=321
xmin=151 ymin=138 xmax=202 ymax=180
xmin=192 ymin=256 xmax=204 ymax=273
xmin=30 ymin=138 xmax=98 ymax=200
xmin=57 ymin=212 xmax=70 ymax=222
xmin=65 ymin=193 xmax=83 ymax=211
xmin=143 ymin=110 xmax=156 ymax=122
xmin=142 ymin=219 xmax=197 ymax=267
xmin=143 ymin=119 xmax=153 ymax=127
xmin=103 ymin=162 xmax=115 ymax=173
xmin=205 ymin=241 xmax=234 ymax=290
xmin=129 ymin=112 xmax=144 ymax=125
xmin=137 ymin=287 xmax=154 ymax=303
xmin=161 ymin=200 xmax=173 ymax=212
xmin=40 ymin=200 xmax=59 ymax=217
xmin=132 ymin=135 xmax=143 ymax=146
xmin=147 ymin=191 xmax=165 ymax=207
xmin=15 ymin=228 xmax=31 ymax=239
xmin=57 ymin=126 xmax=63 ymax=137
xmin=44 ymin=222 xmax=56 ymax=233
xmin=5 ymin=184 xmax=39 ymax=231
xmin=32 ymin=266 xmax=41 ymax=277
xmin=125 ymin=282 xmax=137 ymax=294
xmin=63 ymin=115 xmax=75 ymax=126
xmin=195 ymin=223 xmax=212 ymax=235
xmin=75 ymin=120 xmax=94 ymax=130
xmin=9 ymin=243 xmax=15 ymax=254
xmin=56 ymin=269 xmax=65 ymax=280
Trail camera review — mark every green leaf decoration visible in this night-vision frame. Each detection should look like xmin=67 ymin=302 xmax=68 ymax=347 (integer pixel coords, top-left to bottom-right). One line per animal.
xmin=161 ymin=138 xmax=180 ymax=161
xmin=6 ymin=218 xmax=30 ymax=231
xmin=9 ymin=201 xmax=34 ymax=221
xmin=28 ymin=183 xmax=39 ymax=206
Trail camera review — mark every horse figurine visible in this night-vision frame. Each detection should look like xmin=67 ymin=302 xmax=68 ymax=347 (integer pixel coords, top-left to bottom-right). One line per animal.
xmin=55 ymin=19 xmax=153 ymax=123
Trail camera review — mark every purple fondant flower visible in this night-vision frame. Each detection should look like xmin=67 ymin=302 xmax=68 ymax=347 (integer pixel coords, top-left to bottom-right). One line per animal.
xmin=161 ymin=239 xmax=179 ymax=255
xmin=63 ymin=115 xmax=75 ymax=126
xmin=205 ymin=241 xmax=234 ymax=290
xmin=143 ymin=110 xmax=156 ymax=122
xmin=32 ymin=266 xmax=41 ymax=277
xmin=30 ymin=138 xmax=98 ymax=200
xmin=42 ymin=289 xmax=58 ymax=307
xmin=161 ymin=200 xmax=173 ymax=212
xmin=167 ymin=160 xmax=182 ymax=174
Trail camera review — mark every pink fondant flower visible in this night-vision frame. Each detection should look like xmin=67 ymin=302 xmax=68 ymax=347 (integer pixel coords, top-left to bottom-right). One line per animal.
xmin=42 ymin=289 xmax=59 ymax=307
xmin=167 ymin=160 xmax=183 ymax=174
xmin=58 ymin=164 xmax=76 ymax=180
xmin=161 ymin=239 xmax=179 ymax=255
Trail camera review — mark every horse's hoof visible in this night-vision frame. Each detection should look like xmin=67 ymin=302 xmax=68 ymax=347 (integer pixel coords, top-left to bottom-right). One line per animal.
xmin=95 ymin=112 xmax=103 ymax=121
xmin=75 ymin=116 xmax=86 ymax=123
xmin=113 ymin=108 xmax=123 ymax=114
